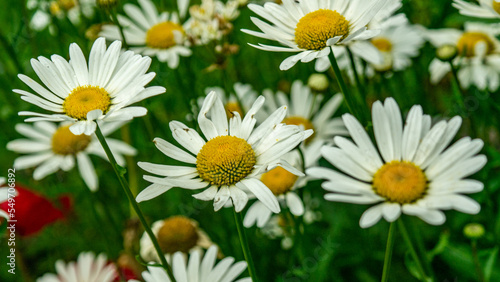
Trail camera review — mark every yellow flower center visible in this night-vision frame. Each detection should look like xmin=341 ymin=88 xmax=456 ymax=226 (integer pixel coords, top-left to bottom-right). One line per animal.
xmin=145 ymin=21 xmax=184 ymax=49
xmin=493 ymin=1 xmax=500 ymax=14
xmin=225 ymin=102 xmax=243 ymax=118
xmin=157 ymin=216 xmax=199 ymax=254
xmin=372 ymin=37 xmax=393 ymax=52
xmin=295 ymin=9 xmax=350 ymax=50
xmin=283 ymin=116 xmax=315 ymax=143
xmin=63 ymin=86 xmax=111 ymax=120
xmin=196 ymin=136 xmax=256 ymax=186
xmin=457 ymin=32 xmax=495 ymax=57
xmin=261 ymin=166 xmax=298 ymax=196
xmin=373 ymin=161 xmax=427 ymax=204
xmin=51 ymin=125 xmax=92 ymax=155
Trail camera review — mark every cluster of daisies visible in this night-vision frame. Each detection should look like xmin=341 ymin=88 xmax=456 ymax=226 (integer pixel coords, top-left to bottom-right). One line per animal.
xmin=4 ymin=0 xmax=493 ymax=280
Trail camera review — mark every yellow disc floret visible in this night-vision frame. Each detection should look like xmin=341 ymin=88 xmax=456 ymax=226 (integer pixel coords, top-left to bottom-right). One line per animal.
xmin=372 ymin=37 xmax=393 ymax=52
xmin=146 ymin=22 xmax=184 ymax=49
xmin=63 ymin=86 xmax=111 ymax=120
xmin=373 ymin=161 xmax=427 ymax=204
xmin=283 ymin=116 xmax=315 ymax=142
xmin=225 ymin=102 xmax=243 ymax=118
xmin=457 ymin=32 xmax=495 ymax=57
xmin=295 ymin=9 xmax=350 ymax=50
xmin=493 ymin=1 xmax=500 ymax=15
xmin=261 ymin=166 xmax=298 ymax=196
xmin=157 ymin=216 xmax=199 ymax=254
xmin=51 ymin=125 xmax=92 ymax=155
xmin=197 ymin=136 xmax=256 ymax=186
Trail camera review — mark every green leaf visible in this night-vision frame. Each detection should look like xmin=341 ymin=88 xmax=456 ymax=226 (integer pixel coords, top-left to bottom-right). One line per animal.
xmin=484 ymin=247 xmax=499 ymax=282
xmin=427 ymin=231 xmax=450 ymax=261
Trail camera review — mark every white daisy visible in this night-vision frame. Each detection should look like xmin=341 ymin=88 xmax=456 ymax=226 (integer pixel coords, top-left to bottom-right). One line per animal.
xmin=37 ymin=252 xmax=117 ymax=282
xmin=243 ymin=151 xmax=311 ymax=228
xmin=453 ymin=0 xmax=500 ymax=19
xmin=131 ymin=245 xmax=250 ymax=282
xmin=16 ymin=37 xmax=165 ymax=135
xmin=28 ymin=0 xmax=96 ymax=33
xmin=137 ymin=91 xmax=313 ymax=213
xmin=7 ymin=121 xmax=136 ymax=191
xmin=99 ymin=0 xmax=192 ymax=68
xmin=307 ymin=98 xmax=486 ymax=228
xmin=260 ymin=80 xmax=347 ymax=152
xmin=425 ymin=22 xmax=500 ymax=91
xmin=140 ymin=216 xmax=214 ymax=262
xmin=242 ymin=0 xmax=390 ymax=70
xmin=201 ymin=82 xmax=258 ymax=118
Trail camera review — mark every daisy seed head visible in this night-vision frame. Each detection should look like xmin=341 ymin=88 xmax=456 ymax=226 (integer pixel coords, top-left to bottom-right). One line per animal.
xmin=463 ymin=223 xmax=485 ymax=239
xmin=51 ymin=125 xmax=92 ymax=155
xmin=307 ymin=73 xmax=329 ymax=92
xmin=373 ymin=161 xmax=427 ymax=204
xmin=196 ymin=135 xmax=256 ymax=186
xmin=457 ymin=32 xmax=494 ymax=57
xmin=63 ymin=85 xmax=111 ymax=120
xmin=157 ymin=216 xmax=199 ymax=254
xmin=295 ymin=9 xmax=350 ymax=50
xmin=146 ymin=22 xmax=184 ymax=49
xmin=261 ymin=166 xmax=298 ymax=196
xmin=436 ymin=44 xmax=458 ymax=62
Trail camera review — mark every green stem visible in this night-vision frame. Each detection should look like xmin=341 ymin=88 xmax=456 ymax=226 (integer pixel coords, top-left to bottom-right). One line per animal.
xmin=471 ymin=240 xmax=485 ymax=282
xmin=233 ymin=208 xmax=258 ymax=282
xmin=398 ymin=219 xmax=429 ymax=281
xmin=448 ymin=61 xmax=465 ymax=115
xmin=381 ymin=222 xmax=396 ymax=282
xmin=409 ymin=219 xmax=435 ymax=280
xmin=346 ymin=46 xmax=364 ymax=98
xmin=328 ymin=51 xmax=367 ymax=124
xmin=122 ymin=124 xmax=139 ymax=218
xmin=94 ymin=124 xmax=176 ymax=282
xmin=110 ymin=9 xmax=129 ymax=49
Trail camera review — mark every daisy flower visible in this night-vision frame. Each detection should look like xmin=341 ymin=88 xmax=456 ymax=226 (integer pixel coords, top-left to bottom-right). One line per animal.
xmin=37 ymin=252 xmax=117 ymax=282
xmin=425 ymin=22 xmax=500 ymax=91
xmin=260 ymin=80 xmax=347 ymax=150
xmin=7 ymin=121 xmax=136 ymax=191
xmin=28 ymin=0 xmax=95 ymax=33
xmin=16 ymin=37 xmax=165 ymax=135
xmin=137 ymin=91 xmax=312 ymax=213
xmin=307 ymin=98 xmax=486 ymax=228
xmin=242 ymin=0 xmax=390 ymax=70
xmin=99 ymin=0 xmax=192 ymax=68
xmin=201 ymin=82 xmax=258 ymax=118
xmin=453 ymin=0 xmax=500 ymax=19
xmin=131 ymin=246 xmax=250 ymax=282
xmin=140 ymin=216 xmax=214 ymax=262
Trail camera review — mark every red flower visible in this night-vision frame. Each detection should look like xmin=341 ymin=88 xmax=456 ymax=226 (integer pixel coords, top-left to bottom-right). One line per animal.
xmin=0 ymin=185 xmax=72 ymax=236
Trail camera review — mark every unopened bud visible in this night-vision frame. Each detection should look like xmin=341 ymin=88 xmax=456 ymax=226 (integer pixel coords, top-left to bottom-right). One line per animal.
xmin=308 ymin=73 xmax=329 ymax=92
xmin=463 ymin=223 xmax=485 ymax=239
xmin=436 ymin=44 xmax=457 ymax=62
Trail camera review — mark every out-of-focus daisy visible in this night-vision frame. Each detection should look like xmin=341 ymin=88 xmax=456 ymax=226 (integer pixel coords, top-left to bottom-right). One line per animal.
xmin=7 ymin=121 xmax=136 ymax=191
xmin=137 ymin=91 xmax=312 ymax=213
xmin=453 ymin=0 xmax=500 ymax=19
xmin=242 ymin=0 xmax=390 ymax=70
xmin=131 ymin=245 xmax=250 ymax=282
xmin=426 ymin=22 xmax=500 ymax=91
xmin=100 ymin=0 xmax=192 ymax=68
xmin=28 ymin=0 xmax=95 ymax=33
xmin=201 ymin=82 xmax=258 ymax=118
xmin=261 ymin=80 xmax=347 ymax=150
xmin=140 ymin=216 xmax=214 ymax=262
xmin=185 ymin=0 xmax=241 ymax=45
xmin=244 ymin=151 xmax=311 ymax=228
xmin=37 ymin=252 xmax=117 ymax=282
xmin=0 ymin=178 xmax=12 ymax=219
xmin=16 ymin=37 xmax=164 ymax=135
xmin=307 ymin=98 xmax=486 ymax=228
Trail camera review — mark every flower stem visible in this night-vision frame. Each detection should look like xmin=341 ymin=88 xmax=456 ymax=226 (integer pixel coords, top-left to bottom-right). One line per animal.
xmin=346 ymin=46 xmax=365 ymax=98
xmin=397 ymin=219 xmax=429 ymax=281
xmin=94 ymin=124 xmax=176 ymax=282
xmin=471 ymin=240 xmax=485 ymax=282
xmin=328 ymin=51 xmax=368 ymax=124
xmin=109 ymin=9 xmax=129 ymax=49
xmin=233 ymin=208 xmax=258 ymax=282
xmin=381 ymin=221 xmax=396 ymax=282
xmin=448 ymin=61 xmax=465 ymax=115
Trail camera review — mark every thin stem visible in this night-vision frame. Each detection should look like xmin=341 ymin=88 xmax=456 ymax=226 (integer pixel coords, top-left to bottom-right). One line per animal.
xmin=409 ymin=219 xmax=435 ymax=280
xmin=109 ymin=9 xmax=129 ymax=49
xmin=346 ymin=46 xmax=364 ymax=98
xmin=397 ymin=219 xmax=429 ymax=281
xmin=94 ymin=124 xmax=176 ymax=282
xmin=233 ymin=208 xmax=258 ymax=282
xmin=448 ymin=61 xmax=466 ymax=115
xmin=471 ymin=240 xmax=485 ymax=282
xmin=381 ymin=222 xmax=396 ymax=282
xmin=121 ymin=124 xmax=139 ymax=218
xmin=328 ymin=51 xmax=367 ymax=124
